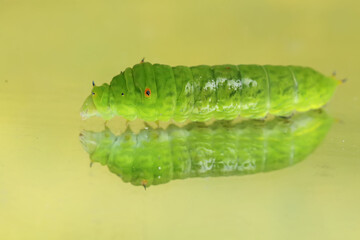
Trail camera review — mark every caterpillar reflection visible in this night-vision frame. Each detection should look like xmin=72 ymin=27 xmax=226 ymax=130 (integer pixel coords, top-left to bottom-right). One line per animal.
xmin=80 ymin=62 xmax=341 ymax=122
xmin=79 ymin=110 xmax=332 ymax=188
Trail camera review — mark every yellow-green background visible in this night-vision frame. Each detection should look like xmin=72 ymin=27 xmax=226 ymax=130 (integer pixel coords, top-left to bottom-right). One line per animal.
xmin=1 ymin=0 xmax=359 ymax=239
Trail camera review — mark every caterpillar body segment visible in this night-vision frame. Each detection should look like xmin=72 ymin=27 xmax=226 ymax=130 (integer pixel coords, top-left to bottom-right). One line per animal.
xmin=80 ymin=62 xmax=338 ymax=122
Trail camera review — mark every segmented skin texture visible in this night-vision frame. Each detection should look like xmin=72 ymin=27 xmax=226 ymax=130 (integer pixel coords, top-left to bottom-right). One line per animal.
xmin=84 ymin=62 xmax=338 ymax=121
xmin=80 ymin=110 xmax=332 ymax=188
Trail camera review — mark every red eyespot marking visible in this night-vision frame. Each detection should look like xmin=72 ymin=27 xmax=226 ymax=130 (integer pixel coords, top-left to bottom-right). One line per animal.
xmin=144 ymin=88 xmax=151 ymax=97
xmin=226 ymin=67 xmax=230 ymax=69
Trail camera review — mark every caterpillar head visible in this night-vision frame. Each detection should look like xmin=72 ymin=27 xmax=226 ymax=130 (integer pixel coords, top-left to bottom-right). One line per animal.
xmin=79 ymin=128 xmax=116 ymax=165
xmin=80 ymin=83 xmax=114 ymax=120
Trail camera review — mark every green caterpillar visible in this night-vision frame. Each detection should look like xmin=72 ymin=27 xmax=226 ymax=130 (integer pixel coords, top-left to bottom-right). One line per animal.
xmin=80 ymin=110 xmax=332 ymax=188
xmin=80 ymin=61 xmax=340 ymax=122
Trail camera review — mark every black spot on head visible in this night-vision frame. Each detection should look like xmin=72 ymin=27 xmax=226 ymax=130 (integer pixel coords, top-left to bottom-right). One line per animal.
xmin=92 ymin=92 xmax=95 ymax=95
xmin=146 ymin=90 xmax=150 ymax=96
xmin=121 ymin=93 xmax=124 ymax=96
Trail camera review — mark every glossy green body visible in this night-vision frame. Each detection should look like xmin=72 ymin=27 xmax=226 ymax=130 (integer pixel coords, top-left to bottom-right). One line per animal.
xmin=80 ymin=110 xmax=333 ymax=188
xmin=83 ymin=62 xmax=338 ymax=122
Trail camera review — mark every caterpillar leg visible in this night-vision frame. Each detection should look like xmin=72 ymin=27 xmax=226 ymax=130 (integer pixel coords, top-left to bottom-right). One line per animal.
xmin=103 ymin=120 xmax=111 ymax=131
xmin=256 ymin=116 xmax=267 ymax=121
xmin=277 ymin=112 xmax=295 ymax=119
xmin=144 ymin=122 xmax=153 ymax=129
